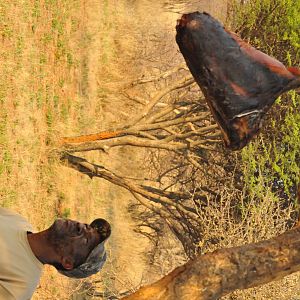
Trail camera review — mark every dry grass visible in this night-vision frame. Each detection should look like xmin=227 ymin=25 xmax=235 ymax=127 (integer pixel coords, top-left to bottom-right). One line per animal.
xmin=0 ymin=0 xmax=157 ymax=298
xmin=1 ymin=0 xmax=300 ymax=299
xmin=0 ymin=0 xmax=111 ymax=298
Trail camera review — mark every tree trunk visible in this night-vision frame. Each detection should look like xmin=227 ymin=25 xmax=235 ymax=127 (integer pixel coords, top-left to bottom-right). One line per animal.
xmin=122 ymin=226 xmax=300 ymax=300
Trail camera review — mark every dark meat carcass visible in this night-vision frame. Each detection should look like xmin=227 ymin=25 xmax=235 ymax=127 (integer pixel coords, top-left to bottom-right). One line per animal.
xmin=176 ymin=12 xmax=300 ymax=150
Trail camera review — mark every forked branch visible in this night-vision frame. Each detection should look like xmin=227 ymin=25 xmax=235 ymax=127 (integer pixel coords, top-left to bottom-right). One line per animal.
xmin=61 ymin=152 xmax=199 ymax=221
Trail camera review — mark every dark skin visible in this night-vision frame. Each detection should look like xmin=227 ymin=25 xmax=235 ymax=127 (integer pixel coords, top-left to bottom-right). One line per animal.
xmin=27 ymin=219 xmax=101 ymax=270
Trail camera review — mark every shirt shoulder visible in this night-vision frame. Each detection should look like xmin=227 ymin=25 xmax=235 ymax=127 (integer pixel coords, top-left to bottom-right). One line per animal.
xmin=0 ymin=208 xmax=33 ymax=232
xmin=0 ymin=209 xmax=42 ymax=299
xmin=0 ymin=284 xmax=16 ymax=300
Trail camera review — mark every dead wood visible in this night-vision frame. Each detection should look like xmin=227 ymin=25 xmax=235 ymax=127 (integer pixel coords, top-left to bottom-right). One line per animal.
xmin=122 ymin=226 xmax=300 ymax=300
xmin=131 ymin=75 xmax=194 ymax=125
xmin=61 ymin=152 xmax=199 ymax=221
xmin=57 ymin=61 xmax=233 ymax=262
xmin=60 ymin=113 xmax=218 ymax=153
xmin=130 ymin=64 xmax=188 ymax=86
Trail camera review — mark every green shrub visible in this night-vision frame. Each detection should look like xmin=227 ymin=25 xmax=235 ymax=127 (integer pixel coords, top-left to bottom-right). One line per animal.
xmin=230 ymin=0 xmax=300 ymax=62
xmin=229 ymin=0 xmax=300 ymax=210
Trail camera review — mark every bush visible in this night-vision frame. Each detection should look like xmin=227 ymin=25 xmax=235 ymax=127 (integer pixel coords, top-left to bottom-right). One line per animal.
xmin=229 ymin=0 xmax=300 ymax=219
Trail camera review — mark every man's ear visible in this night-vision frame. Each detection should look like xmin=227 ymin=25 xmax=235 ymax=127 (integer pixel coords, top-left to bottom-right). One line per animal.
xmin=61 ymin=256 xmax=74 ymax=270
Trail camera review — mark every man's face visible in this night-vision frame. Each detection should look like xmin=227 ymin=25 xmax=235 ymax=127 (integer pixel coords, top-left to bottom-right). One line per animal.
xmin=48 ymin=218 xmax=101 ymax=268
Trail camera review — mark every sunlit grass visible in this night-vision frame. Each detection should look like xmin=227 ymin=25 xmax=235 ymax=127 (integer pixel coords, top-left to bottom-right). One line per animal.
xmin=0 ymin=0 xmax=108 ymax=298
xmin=229 ymin=0 xmax=300 ymax=209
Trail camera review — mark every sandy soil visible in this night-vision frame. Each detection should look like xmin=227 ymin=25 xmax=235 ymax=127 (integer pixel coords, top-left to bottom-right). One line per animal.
xmin=82 ymin=0 xmax=229 ymax=296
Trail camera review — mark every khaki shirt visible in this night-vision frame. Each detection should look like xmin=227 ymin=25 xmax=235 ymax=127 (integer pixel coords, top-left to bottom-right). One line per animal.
xmin=0 ymin=208 xmax=43 ymax=300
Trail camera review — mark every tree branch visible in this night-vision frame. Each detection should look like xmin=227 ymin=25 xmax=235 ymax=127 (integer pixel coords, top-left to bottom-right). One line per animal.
xmin=130 ymin=64 xmax=188 ymax=86
xmin=131 ymin=76 xmax=194 ymax=125
xmin=62 ymin=135 xmax=218 ymax=153
xmin=122 ymin=226 xmax=300 ymax=300
xmin=60 ymin=114 xmax=210 ymax=147
xmin=61 ymin=153 xmax=199 ymax=221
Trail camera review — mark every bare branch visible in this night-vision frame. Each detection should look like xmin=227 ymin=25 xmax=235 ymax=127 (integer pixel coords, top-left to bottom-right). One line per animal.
xmin=60 ymin=114 xmax=211 ymax=147
xmin=130 ymin=64 xmax=188 ymax=86
xmin=122 ymin=90 xmax=148 ymax=105
xmin=143 ymin=102 xmax=195 ymax=124
xmin=62 ymin=135 xmax=219 ymax=153
xmin=131 ymin=76 xmax=194 ymax=125
xmin=122 ymin=226 xmax=300 ymax=300
xmin=60 ymin=130 xmax=124 ymax=144
xmin=61 ymin=153 xmax=199 ymax=221
xmin=130 ymin=114 xmax=209 ymax=132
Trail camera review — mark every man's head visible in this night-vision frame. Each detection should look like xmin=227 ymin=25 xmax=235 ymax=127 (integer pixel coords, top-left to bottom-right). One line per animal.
xmin=47 ymin=217 xmax=111 ymax=278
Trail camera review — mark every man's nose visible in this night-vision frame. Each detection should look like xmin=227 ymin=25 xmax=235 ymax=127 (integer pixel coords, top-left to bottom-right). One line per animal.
xmin=76 ymin=222 xmax=88 ymax=235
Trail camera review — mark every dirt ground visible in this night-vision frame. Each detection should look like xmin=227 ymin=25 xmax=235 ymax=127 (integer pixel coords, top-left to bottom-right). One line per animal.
xmin=86 ymin=0 xmax=229 ymax=296
xmin=2 ymin=0 xmax=300 ymax=299
xmin=86 ymin=1 xmax=300 ymax=299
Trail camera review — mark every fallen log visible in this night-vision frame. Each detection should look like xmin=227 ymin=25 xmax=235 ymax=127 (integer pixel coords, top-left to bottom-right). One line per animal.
xmin=176 ymin=12 xmax=300 ymax=150
xmin=122 ymin=226 xmax=300 ymax=300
